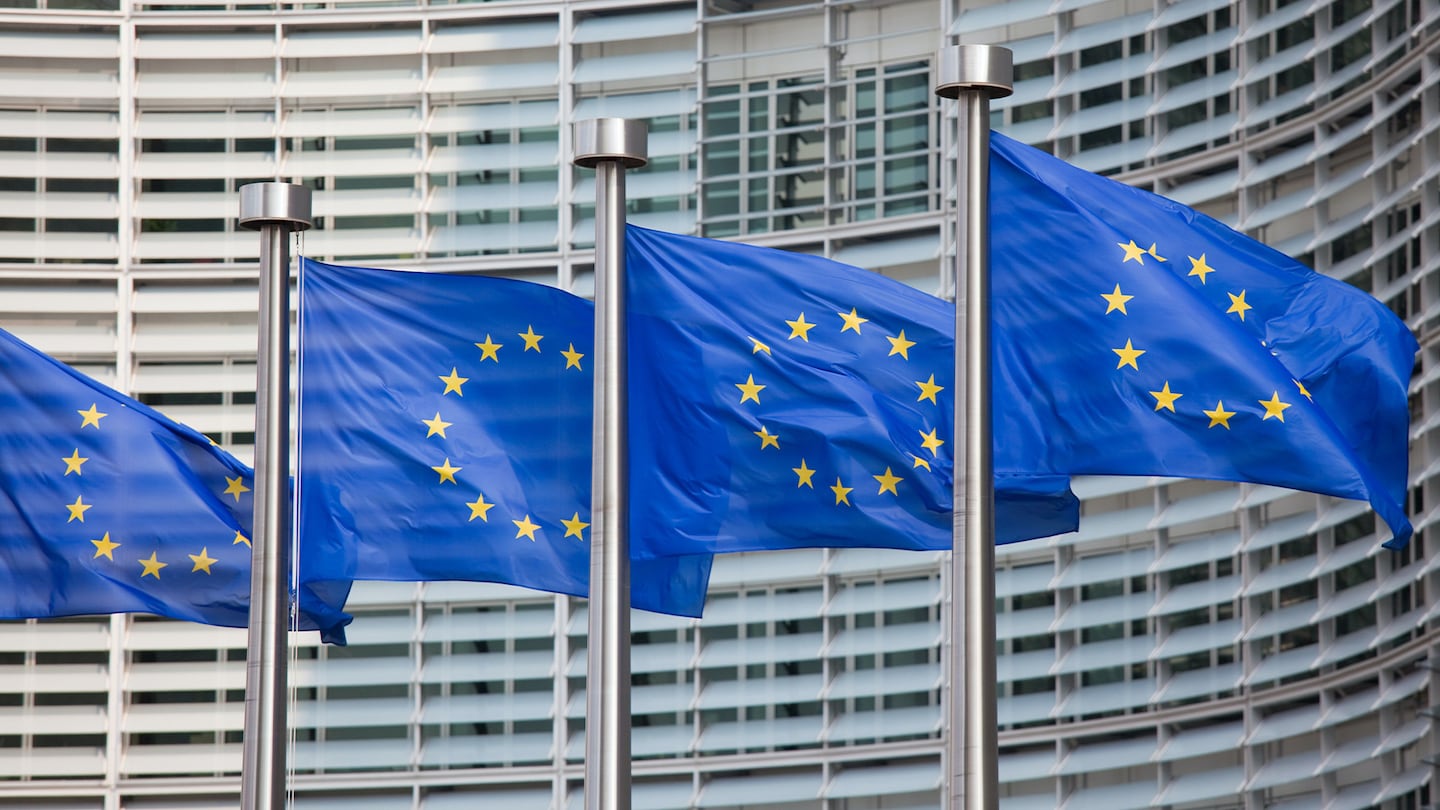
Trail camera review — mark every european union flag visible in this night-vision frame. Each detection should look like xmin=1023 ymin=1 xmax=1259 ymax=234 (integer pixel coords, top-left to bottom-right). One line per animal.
xmin=295 ymin=259 xmax=712 ymax=618
xmin=0 ymin=328 xmax=351 ymax=642
xmin=624 ymin=225 xmax=1080 ymax=558
xmin=988 ymin=131 xmax=1417 ymax=547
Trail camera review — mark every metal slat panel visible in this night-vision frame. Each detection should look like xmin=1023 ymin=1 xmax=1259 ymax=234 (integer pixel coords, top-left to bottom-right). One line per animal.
xmin=282 ymin=29 xmax=422 ymax=59
xmin=573 ymin=7 xmax=696 ymax=44
xmin=429 ymin=20 xmax=559 ymax=53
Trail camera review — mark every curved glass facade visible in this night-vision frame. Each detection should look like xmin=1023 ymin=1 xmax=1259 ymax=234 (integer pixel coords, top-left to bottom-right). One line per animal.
xmin=0 ymin=0 xmax=1437 ymax=807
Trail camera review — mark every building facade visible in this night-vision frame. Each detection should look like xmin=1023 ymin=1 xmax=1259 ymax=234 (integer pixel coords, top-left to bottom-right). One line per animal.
xmin=0 ymin=0 xmax=1438 ymax=807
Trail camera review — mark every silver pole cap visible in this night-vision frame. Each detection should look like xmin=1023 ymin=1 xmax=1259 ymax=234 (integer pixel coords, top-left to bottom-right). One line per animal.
xmin=573 ymin=118 xmax=649 ymax=169
xmin=934 ymin=45 xmax=1014 ymax=100
xmin=239 ymin=182 xmax=314 ymax=231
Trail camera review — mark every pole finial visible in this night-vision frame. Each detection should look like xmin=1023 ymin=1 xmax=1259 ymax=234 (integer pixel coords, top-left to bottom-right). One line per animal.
xmin=573 ymin=118 xmax=649 ymax=169
xmin=934 ymin=45 xmax=1014 ymax=100
xmin=239 ymin=182 xmax=313 ymax=232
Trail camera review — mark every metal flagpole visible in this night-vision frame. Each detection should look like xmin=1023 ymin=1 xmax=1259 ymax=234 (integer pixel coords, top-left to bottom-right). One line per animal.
xmin=934 ymin=46 xmax=1013 ymax=810
xmin=572 ymin=118 xmax=647 ymax=810
xmin=237 ymin=182 xmax=312 ymax=810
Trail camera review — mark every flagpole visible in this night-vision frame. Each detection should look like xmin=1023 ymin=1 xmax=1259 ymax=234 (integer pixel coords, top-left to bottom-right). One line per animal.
xmin=573 ymin=117 xmax=647 ymax=810
xmin=934 ymin=46 xmax=1012 ymax=810
xmin=237 ymin=182 xmax=312 ymax=810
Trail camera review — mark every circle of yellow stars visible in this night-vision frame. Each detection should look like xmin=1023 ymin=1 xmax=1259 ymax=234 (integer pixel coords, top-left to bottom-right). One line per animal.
xmin=734 ymin=306 xmax=949 ymax=510
xmin=70 ymin=402 xmax=250 ymax=583
xmin=1107 ymin=239 xmax=1310 ymax=430
xmin=427 ymin=323 xmax=591 ymax=544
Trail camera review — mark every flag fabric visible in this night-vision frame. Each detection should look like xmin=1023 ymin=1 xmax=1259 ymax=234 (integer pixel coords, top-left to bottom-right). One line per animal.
xmin=624 ymin=225 xmax=1081 ymax=558
xmin=295 ymin=258 xmax=713 ymax=618
xmin=988 ymin=131 xmax=1417 ymax=547
xmin=0 ymin=328 xmax=351 ymax=642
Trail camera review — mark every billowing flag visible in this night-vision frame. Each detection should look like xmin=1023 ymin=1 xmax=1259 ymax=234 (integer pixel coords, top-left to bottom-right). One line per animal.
xmin=624 ymin=225 xmax=1080 ymax=558
xmin=989 ymin=131 xmax=1416 ymax=547
xmin=0 ymin=328 xmax=350 ymax=642
xmin=296 ymin=259 xmax=712 ymax=618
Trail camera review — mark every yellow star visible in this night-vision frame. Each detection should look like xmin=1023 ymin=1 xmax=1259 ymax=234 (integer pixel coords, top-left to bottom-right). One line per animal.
xmin=66 ymin=495 xmax=91 ymax=523
xmin=91 ymin=532 xmax=119 ymax=560
xmin=518 ymin=325 xmax=543 ymax=352
xmin=1112 ymin=339 xmax=1145 ymax=370
xmin=62 ymin=448 xmax=88 ymax=476
xmin=439 ymin=367 xmax=468 ymax=396
xmin=912 ymin=455 xmax=931 ymax=471
xmin=1147 ymin=243 xmax=1167 ymax=263
xmin=138 ymin=552 xmax=167 ymax=579
xmin=422 ymin=413 xmax=452 ymax=439
xmin=1101 ymin=284 xmax=1133 ymax=315
xmin=873 ymin=467 xmax=902 ymax=495
xmin=431 ymin=458 xmax=461 ymax=484
xmin=919 ymin=427 xmax=945 ymax=456
xmin=1188 ymin=254 xmax=1215 ymax=284
xmin=562 ymin=512 xmax=590 ymax=540
xmin=233 ymin=530 xmax=250 ymax=547
xmin=887 ymin=330 xmax=916 ymax=359
xmin=475 ymin=334 xmax=502 ymax=362
xmin=749 ymin=336 xmax=771 ymax=355
xmin=735 ymin=374 xmax=765 ymax=405
xmin=785 ymin=313 xmax=815 ymax=341
xmin=1293 ymin=379 xmax=1312 ymax=401
xmin=1117 ymin=240 xmax=1147 ymax=264
xmin=562 ymin=343 xmax=585 ymax=370
xmin=915 ymin=374 xmax=944 ymax=404
xmin=466 ymin=493 xmax=495 ymax=522
xmin=224 ymin=476 xmax=250 ymax=502
xmin=77 ymin=403 xmax=107 ymax=429
xmin=838 ymin=308 xmax=868 ymax=334
xmin=1260 ymin=391 xmax=1292 ymax=422
xmin=188 ymin=547 xmax=217 ymax=574
xmin=512 ymin=514 xmax=540 ymax=542
xmin=830 ymin=477 xmax=853 ymax=506
xmin=754 ymin=425 xmax=780 ymax=449
xmin=1204 ymin=400 xmax=1236 ymax=429
xmin=792 ymin=459 xmax=815 ymax=488
xmin=1149 ymin=381 xmax=1182 ymax=412
xmin=1226 ymin=290 xmax=1252 ymax=321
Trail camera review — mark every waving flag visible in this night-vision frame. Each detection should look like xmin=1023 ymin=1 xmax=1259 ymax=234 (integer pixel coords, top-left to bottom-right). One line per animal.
xmin=0 ymin=328 xmax=351 ymax=642
xmin=989 ymin=131 xmax=1416 ymax=547
xmin=296 ymin=258 xmax=712 ymax=618
xmin=624 ymin=225 xmax=1080 ymax=558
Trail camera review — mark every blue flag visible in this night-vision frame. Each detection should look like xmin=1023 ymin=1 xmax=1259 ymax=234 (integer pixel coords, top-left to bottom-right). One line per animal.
xmin=0 ymin=328 xmax=351 ymax=642
xmin=624 ymin=225 xmax=1081 ymax=558
xmin=295 ymin=258 xmax=712 ymax=618
xmin=989 ymin=131 xmax=1416 ymax=547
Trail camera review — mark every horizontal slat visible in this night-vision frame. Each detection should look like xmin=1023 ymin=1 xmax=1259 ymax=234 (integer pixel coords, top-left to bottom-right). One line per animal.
xmin=0 ymin=30 xmax=117 ymax=59
xmin=573 ymin=49 xmax=695 ymax=84
xmin=428 ymin=62 xmax=559 ymax=94
xmin=429 ymin=20 xmax=559 ymax=53
xmin=135 ymin=73 xmax=275 ymax=99
xmin=282 ymin=28 xmax=422 ymax=58
xmin=0 ymin=231 xmax=118 ymax=261
xmin=135 ymin=110 xmax=274 ymax=140
xmin=573 ymin=7 xmax=696 ymax=43
xmin=0 ymin=110 xmax=119 ymax=139
xmin=136 ymin=32 xmax=273 ymax=60
xmin=283 ymin=69 xmax=423 ymax=99
xmin=283 ymin=107 xmax=422 ymax=138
